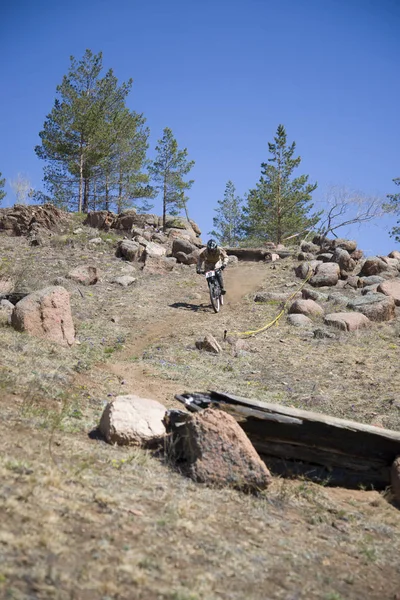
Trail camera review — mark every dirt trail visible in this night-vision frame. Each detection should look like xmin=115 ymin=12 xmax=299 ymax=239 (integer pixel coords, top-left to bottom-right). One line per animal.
xmin=97 ymin=263 xmax=268 ymax=404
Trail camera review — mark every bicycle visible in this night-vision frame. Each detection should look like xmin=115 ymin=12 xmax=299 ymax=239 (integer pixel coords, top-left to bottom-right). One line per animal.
xmin=200 ymin=267 xmax=224 ymax=313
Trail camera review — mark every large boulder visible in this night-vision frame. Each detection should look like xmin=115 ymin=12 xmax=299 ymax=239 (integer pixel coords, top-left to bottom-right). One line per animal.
xmin=83 ymin=210 xmax=115 ymax=230
xmin=287 ymin=314 xmax=313 ymax=327
xmin=360 ymin=257 xmax=389 ymax=277
xmin=309 ymin=263 xmax=340 ymax=287
xmin=171 ymin=238 xmax=197 ymax=257
xmin=142 ymin=241 xmax=167 ymax=259
xmin=324 ymin=312 xmax=370 ymax=332
xmin=164 ymin=408 xmax=272 ymax=492
xmin=289 ymin=298 xmax=324 ymax=317
xmin=174 ymin=249 xmax=200 ymax=265
xmin=388 ymin=250 xmax=400 ymax=261
xmin=302 ymin=288 xmax=329 ymax=303
xmin=332 ymin=239 xmax=357 ymax=253
xmin=11 ymin=286 xmax=75 ymax=346
xmin=142 ymin=255 xmax=176 ymax=274
xmin=332 ymin=248 xmax=356 ymax=273
xmin=67 ymin=265 xmax=99 ymax=286
xmin=377 ymin=280 xmax=400 ymax=306
xmin=300 ymin=240 xmax=320 ymax=254
xmin=347 ymin=293 xmax=396 ymax=322
xmin=116 ymin=240 xmax=141 ymax=262
xmin=99 ymin=395 xmax=166 ymax=446
xmin=295 ymin=260 xmax=322 ymax=280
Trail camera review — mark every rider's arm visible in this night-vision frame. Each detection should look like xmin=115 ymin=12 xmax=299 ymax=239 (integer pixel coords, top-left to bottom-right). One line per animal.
xmin=197 ymin=249 xmax=205 ymax=271
xmin=220 ymin=248 xmax=229 ymax=267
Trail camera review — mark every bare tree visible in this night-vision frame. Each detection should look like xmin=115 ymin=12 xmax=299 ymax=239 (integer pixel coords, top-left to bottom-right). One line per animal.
xmin=10 ymin=173 xmax=32 ymax=205
xmin=317 ymin=185 xmax=387 ymax=240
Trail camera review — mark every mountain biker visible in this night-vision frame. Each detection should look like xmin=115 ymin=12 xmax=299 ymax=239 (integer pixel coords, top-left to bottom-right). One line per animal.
xmin=196 ymin=239 xmax=229 ymax=294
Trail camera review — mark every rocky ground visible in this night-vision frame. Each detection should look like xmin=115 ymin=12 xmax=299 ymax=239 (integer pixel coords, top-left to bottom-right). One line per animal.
xmin=1 ymin=206 xmax=400 ymax=599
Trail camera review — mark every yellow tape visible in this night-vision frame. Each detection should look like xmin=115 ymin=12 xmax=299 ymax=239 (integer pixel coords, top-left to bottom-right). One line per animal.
xmin=225 ymin=266 xmax=313 ymax=339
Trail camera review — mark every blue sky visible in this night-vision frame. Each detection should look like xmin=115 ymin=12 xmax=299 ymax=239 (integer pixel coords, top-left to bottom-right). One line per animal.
xmin=0 ymin=0 xmax=399 ymax=254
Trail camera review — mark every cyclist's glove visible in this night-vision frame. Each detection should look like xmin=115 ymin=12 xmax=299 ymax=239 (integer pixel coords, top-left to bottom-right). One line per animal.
xmin=196 ymin=268 xmax=201 ymax=274
xmin=221 ymin=264 xmax=226 ymax=270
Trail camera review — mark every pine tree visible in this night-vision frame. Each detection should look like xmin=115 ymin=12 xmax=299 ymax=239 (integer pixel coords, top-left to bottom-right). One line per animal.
xmin=35 ymin=50 xmax=150 ymax=213
xmin=0 ymin=172 xmax=6 ymax=204
xmin=386 ymin=178 xmax=400 ymax=243
xmin=149 ymin=128 xmax=194 ymax=230
xmin=209 ymin=181 xmax=243 ymax=246
xmin=244 ymin=124 xmax=319 ymax=244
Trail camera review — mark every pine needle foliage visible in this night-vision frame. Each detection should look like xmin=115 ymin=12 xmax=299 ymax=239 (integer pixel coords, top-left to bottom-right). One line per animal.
xmin=243 ymin=124 xmax=320 ymax=244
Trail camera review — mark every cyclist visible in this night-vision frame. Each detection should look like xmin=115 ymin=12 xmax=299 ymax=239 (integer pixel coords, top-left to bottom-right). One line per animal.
xmin=196 ymin=239 xmax=229 ymax=294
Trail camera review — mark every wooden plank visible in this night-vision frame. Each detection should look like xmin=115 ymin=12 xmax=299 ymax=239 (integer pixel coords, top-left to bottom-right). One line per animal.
xmin=175 ymin=391 xmax=400 ymax=488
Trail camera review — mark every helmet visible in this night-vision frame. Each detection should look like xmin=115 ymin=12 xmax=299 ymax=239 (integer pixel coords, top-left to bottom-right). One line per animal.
xmin=207 ymin=239 xmax=217 ymax=251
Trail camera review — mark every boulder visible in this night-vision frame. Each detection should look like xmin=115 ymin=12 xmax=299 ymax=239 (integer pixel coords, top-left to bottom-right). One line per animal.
xmin=298 ymin=252 xmax=315 ymax=261
xmin=151 ymin=232 xmax=168 ymax=244
xmin=142 ymin=255 xmax=176 ymax=274
xmin=302 ymin=288 xmax=329 ymax=303
xmin=287 ymin=314 xmax=313 ymax=327
xmin=300 ymin=240 xmax=320 ymax=254
xmin=347 ymin=294 xmax=396 ymax=322
xmin=327 ymin=292 xmax=350 ymax=306
xmin=83 ymin=210 xmax=115 ymax=230
xmin=99 ymin=395 xmax=166 ymax=446
xmin=310 ymin=263 xmax=340 ymax=287
xmin=360 ymin=257 xmax=389 ymax=277
xmin=332 ymin=239 xmax=357 ymax=253
xmin=289 ymin=298 xmax=324 ymax=317
xmin=11 ymin=286 xmax=75 ymax=346
xmin=351 ymin=249 xmax=364 ymax=261
xmin=196 ymin=334 xmax=222 ymax=354
xmin=174 ymin=250 xmax=200 ymax=265
xmin=379 ymin=256 xmax=400 ymax=269
xmin=295 ymin=260 xmax=321 ymax=280
xmin=317 ymin=253 xmax=334 ymax=262
xmin=391 ymin=457 xmax=400 ymax=502
xmin=142 ymin=242 xmax=167 ymax=259
xmin=344 ymin=275 xmax=360 ymax=289
xmin=189 ymin=219 xmax=201 ymax=235
xmin=67 ymin=265 xmax=99 ymax=286
xmin=361 ymin=284 xmax=379 ymax=295
xmin=332 ymin=248 xmax=356 ymax=273
xmin=324 ymin=312 xmax=370 ymax=332
xmin=359 ymin=275 xmax=385 ymax=287
xmin=388 ymin=250 xmax=400 ymax=261
xmin=172 ymin=238 xmax=197 ymax=257
xmin=377 ymin=280 xmax=400 ymax=306
xmin=112 ymin=276 xmax=136 ymax=287
xmin=116 ymin=240 xmax=141 ymax=262
xmin=164 ymin=408 xmax=272 ymax=492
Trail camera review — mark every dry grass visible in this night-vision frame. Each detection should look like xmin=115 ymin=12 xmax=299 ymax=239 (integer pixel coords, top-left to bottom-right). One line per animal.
xmin=1 ymin=225 xmax=400 ymax=599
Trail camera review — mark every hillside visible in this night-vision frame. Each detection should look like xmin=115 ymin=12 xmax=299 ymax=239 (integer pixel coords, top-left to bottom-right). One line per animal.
xmin=1 ymin=206 xmax=400 ymax=600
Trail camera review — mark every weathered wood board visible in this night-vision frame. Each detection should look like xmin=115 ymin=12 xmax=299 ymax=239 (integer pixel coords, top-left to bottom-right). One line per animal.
xmin=175 ymin=391 xmax=400 ymax=489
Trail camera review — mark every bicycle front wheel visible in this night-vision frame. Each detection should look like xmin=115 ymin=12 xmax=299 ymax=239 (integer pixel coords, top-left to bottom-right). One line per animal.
xmin=209 ymin=283 xmax=220 ymax=313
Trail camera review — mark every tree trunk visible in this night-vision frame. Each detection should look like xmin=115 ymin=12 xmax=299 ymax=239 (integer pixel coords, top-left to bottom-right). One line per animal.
xmin=105 ymin=173 xmax=109 ymax=211
xmin=83 ymin=177 xmax=89 ymax=213
xmin=118 ymin=167 xmax=123 ymax=214
xmin=163 ymin=176 xmax=167 ymax=231
xmin=78 ymin=143 xmax=84 ymax=213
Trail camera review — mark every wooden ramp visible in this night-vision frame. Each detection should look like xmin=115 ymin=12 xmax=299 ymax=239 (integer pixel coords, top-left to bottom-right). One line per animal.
xmin=175 ymin=391 xmax=400 ymax=489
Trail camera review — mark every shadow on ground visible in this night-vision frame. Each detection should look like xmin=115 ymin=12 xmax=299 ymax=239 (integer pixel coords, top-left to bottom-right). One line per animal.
xmin=169 ymin=302 xmax=210 ymax=312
